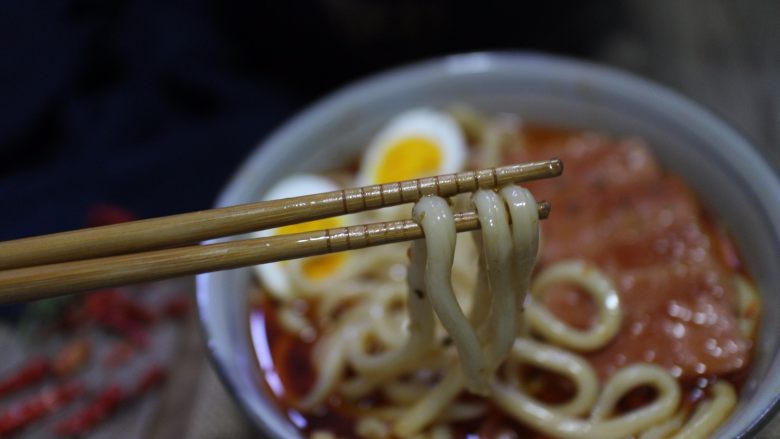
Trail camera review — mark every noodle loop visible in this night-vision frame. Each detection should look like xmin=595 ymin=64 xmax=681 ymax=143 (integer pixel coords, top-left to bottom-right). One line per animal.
xmin=492 ymin=363 xmax=680 ymax=439
xmin=526 ymin=260 xmax=621 ymax=351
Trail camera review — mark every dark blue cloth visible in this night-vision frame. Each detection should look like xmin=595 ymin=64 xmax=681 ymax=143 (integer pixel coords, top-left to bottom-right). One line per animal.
xmin=0 ymin=1 xmax=304 ymax=241
xmin=0 ymin=0 xmax=619 ymax=322
xmin=0 ymin=0 xmax=619 ymax=316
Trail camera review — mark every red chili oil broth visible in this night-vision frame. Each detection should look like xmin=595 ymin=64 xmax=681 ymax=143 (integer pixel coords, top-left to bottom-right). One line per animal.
xmin=246 ymin=125 xmax=757 ymax=438
xmin=248 ymin=291 xmax=752 ymax=439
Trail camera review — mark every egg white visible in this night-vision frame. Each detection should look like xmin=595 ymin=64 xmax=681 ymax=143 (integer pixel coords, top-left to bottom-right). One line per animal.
xmin=356 ymin=108 xmax=467 ymax=187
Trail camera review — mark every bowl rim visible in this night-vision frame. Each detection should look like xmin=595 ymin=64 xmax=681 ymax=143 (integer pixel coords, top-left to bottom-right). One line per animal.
xmin=195 ymin=51 xmax=780 ymax=438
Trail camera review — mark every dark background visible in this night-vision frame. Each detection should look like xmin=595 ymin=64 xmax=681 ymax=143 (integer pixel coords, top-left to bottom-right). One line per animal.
xmin=2 ymin=2 xmax=778 ymax=240
xmin=2 ymin=2 xmax=780 ymax=436
xmin=0 ymin=0 xmax=620 ymax=241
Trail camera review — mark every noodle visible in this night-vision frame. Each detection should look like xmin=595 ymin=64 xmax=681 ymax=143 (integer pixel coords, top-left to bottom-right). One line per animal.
xmin=298 ymin=333 xmax=348 ymax=409
xmin=735 ymin=274 xmax=760 ymax=339
xmin=429 ymin=424 xmax=454 ymax=439
xmin=393 ymin=369 xmax=464 ymax=437
xmin=412 ymin=196 xmax=488 ymax=395
xmin=638 ymin=381 xmax=736 ymax=439
xmin=394 ymin=187 xmax=543 ymax=436
xmin=356 ymin=416 xmax=391 ymax=439
xmin=311 ymin=431 xmax=337 ymax=439
xmin=668 ymin=381 xmax=736 ymax=439
xmin=638 ymin=413 xmax=686 ymax=439
xmin=525 ymin=260 xmax=621 ymax=351
xmin=472 ymin=190 xmax=518 ymax=371
xmin=382 ymin=379 xmax=429 ymax=405
xmin=491 ymin=363 xmax=680 ymax=439
xmin=501 ymin=338 xmax=598 ymax=417
xmin=435 ymin=402 xmax=488 ymax=423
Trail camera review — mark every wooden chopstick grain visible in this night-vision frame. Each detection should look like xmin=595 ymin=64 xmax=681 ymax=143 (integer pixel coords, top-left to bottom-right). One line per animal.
xmin=0 ymin=159 xmax=561 ymax=270
xmin=0 ymin=202 xmax=550 ymax=303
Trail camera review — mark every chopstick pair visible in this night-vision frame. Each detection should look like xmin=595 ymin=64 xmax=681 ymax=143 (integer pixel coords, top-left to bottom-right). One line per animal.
xmin=0 ymin=159 xmax=562 ymax=303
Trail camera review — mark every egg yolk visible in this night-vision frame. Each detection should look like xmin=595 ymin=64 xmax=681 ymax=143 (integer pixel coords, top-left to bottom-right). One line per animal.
xmin=277 ymin=217 xmax=342 ymax=235
xmin=375 ymin=136 xmax=443 ymax=183
xmin=301 ymin=253 xmax=347 ymax=279
xmin=277 ymin=217 xmax=346 ymax=280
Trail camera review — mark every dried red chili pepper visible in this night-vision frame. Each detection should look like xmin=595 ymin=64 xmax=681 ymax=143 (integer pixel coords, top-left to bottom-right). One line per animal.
xmin=53 ymin=384 xmax=123 ymax=437
xmin=98 ymin=312 xmax=149 ymax=347
xmin=102 ymin=342 xmax=135 ymax=369
xmin=54 ymin=365 xmax=167 ymax=437
xmin=53 ymin=340 xmax=91 ymax=377
xmin=85 ymin=290 xmax=153 ymax=346
xmin=0 ymin=358 xmax=51 ymax=399
xmin=123 ymin=303 xmax=155 ymax=325
xmin=161 ymin=296 xmax=190 ymax=320
xmin=133 ymin=365 xmax=167 ymax=396
xmin=0 ymin=381 xmax=84 ymax=435
xmin=84 ymin=290 xmax=122 ymax=321
xmin=59 ymin=303 xmax=86 ymax=331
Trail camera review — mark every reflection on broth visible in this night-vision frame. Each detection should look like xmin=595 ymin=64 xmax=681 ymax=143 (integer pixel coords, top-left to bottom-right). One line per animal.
xmin=248 ymin=108 xmax=758 ymax=439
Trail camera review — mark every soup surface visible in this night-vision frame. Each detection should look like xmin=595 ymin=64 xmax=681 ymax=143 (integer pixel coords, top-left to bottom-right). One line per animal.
xmin=249 ymin=120 xmax=758 ymax=439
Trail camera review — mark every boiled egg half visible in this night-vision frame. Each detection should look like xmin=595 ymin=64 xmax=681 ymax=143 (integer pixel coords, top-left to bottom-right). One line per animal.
xmin=253 ymin=174 xmax=349 ymax=300
xmin=356 ymin=108 xmax=467 ymax=186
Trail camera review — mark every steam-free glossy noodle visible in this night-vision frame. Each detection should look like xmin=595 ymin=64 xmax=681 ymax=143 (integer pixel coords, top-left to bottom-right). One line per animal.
xmin=249 ymin=108 xmax=759 ymax=439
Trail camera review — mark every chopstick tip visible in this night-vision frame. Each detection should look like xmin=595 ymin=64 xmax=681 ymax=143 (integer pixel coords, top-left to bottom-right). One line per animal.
xmin=549 ymin=158 xmax=564 ymax=176
xmin=538 ymin=200 xmax=551 ymax=220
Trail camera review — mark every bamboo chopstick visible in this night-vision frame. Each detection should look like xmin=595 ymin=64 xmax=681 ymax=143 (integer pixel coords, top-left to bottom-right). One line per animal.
xmin=0 ymin=202 xmax=550 ymax=303
xmin=0 ymin=159 xmax=562 ymax=271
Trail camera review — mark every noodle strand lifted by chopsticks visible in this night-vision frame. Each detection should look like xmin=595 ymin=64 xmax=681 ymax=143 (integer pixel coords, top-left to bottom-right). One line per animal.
xmin=412 ymin=196 xmax=489 ymax=395
xmin=471 ymin=190 xmax=517 ymax=373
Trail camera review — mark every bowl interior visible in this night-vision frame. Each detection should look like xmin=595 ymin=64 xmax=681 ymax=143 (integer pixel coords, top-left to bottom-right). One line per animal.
xmin=197 ymin=53 xmax=780 ymax=439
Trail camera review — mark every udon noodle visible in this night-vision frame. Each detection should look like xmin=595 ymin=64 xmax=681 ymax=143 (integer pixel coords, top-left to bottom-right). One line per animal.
xmin=249 ymin=108 xmax=759 ymax=439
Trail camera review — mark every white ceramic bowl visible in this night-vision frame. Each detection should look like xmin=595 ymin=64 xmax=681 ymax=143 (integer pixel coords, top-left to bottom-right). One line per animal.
xmin=196 ymin=52 xmax=780 ymax=438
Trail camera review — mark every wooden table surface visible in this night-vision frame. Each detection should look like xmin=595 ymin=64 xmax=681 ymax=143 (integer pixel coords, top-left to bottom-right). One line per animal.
xmin=147 ymin=1 xmax=780 ymax=437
